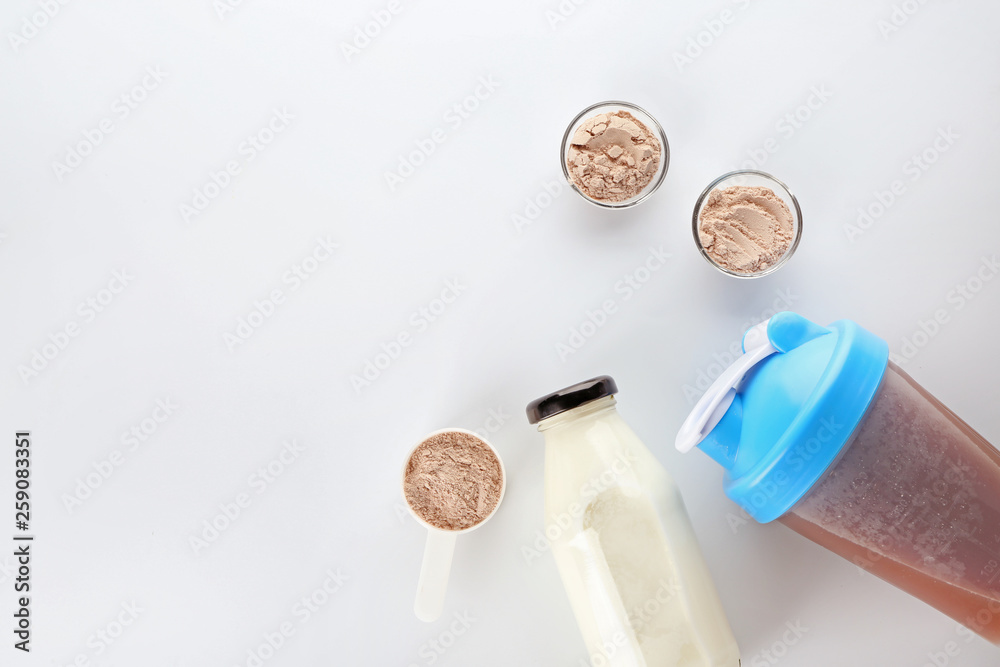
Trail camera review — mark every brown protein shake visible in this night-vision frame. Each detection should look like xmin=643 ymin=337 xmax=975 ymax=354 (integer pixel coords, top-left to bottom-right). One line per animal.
xmin=780 ymin=364 xmax=1000 ymax=643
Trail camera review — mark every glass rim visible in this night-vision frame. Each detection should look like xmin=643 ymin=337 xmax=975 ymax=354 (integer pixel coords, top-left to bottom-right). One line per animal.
xmin=560 ymin=100 xmax=670 ymax=210
xmin=691 ymin=169 xmax=803 ymax=279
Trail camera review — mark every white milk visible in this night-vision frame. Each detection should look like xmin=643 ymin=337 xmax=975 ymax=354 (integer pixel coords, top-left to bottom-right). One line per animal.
xmin=538 ymin=395 xmax=740 ymax=667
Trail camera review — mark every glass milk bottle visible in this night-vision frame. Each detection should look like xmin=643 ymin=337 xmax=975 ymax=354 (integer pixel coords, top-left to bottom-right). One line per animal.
xmin=676 ymin=311 xmax=1000 ymax=644
xmin=527 ymin=376 xmax=740 ymax=667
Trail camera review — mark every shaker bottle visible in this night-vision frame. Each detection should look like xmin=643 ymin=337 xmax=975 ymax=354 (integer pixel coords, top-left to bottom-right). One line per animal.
xmin=527 ymin=376 xmax=740 ymax=667
xmin=676 ymin=312 xmax=1000 ymax=643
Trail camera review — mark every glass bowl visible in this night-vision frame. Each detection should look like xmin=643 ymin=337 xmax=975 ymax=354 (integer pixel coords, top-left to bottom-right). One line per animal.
xmin=692 ymin=170 xmax=802 ymax=278
xmin=560 ymin=101 xmax=670 ymax=209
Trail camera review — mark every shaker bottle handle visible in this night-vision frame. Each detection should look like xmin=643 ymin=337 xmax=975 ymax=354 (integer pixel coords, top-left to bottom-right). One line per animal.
xmin=676 ymin=320 xmax=777 ymax=453
xmin=414 ymin=528 xmax=458 ymax=622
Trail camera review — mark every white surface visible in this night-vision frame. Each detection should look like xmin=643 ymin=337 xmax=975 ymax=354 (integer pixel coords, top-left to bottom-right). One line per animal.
xmin=2 ymin=1 xmax=999 ymax=665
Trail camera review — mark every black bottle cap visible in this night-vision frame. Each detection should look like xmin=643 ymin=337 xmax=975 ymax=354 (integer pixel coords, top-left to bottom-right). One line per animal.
xmin=525 ymin=375 xmax=618 ymax=425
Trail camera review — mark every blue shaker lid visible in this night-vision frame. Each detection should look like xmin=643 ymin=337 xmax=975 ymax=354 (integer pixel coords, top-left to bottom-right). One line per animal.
xmin=675 ymin=312 xmax=889 ymax=522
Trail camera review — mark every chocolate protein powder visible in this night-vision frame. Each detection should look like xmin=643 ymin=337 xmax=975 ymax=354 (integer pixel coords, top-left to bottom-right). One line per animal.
xmin=698 ymin=185 xmax=794 ymax=274
xmin=566 ymin=110 xmax=661 ymax=203
xmin=403 ymin=431 xmax=504 ymax=531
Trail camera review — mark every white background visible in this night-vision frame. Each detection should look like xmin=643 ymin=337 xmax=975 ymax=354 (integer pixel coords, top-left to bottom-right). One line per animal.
xmin=2 ymin=0 xmax=999 ymax=665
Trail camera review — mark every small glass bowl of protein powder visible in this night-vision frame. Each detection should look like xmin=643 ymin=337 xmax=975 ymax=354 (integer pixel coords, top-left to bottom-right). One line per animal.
xmin=561 ymin=101 xmax=670 ymax=209
xmin=693 ymin=170 xmax=802 ymax=278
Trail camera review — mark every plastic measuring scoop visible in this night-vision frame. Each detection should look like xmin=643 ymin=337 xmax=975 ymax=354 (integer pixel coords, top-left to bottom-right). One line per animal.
xmin=676 ymin=319 xmax=776 ymax=453
xmin=401 ymin=428 xmax=506 ymax=623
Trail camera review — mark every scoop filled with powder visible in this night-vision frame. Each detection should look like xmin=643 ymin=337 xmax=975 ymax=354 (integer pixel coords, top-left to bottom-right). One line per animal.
xmin=695 ymin=176 xmax=800 ymax=276
xmin=402 ymin=429 xmax=506 ymax=622
xmin=403 ymin=430 xmax=504 ymax=531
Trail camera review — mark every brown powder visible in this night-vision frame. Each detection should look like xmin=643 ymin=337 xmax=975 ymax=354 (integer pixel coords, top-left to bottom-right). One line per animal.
xmin=403 ymin=431 xmax=503 ymax=531
xmin=566 ymin=110 xmax=661 ymax=203
xmin=698 ymin=185 xmax=794 ymax=274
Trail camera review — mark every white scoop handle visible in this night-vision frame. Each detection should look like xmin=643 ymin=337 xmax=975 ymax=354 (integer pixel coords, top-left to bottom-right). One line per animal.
xmin=414 ymin=528 xmax=457 ymax=622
